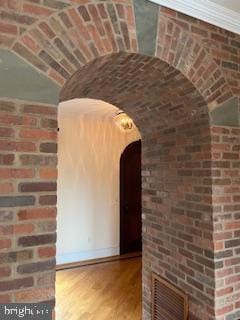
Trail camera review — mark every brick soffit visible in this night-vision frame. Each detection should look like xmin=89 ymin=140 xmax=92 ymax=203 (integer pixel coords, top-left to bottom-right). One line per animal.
xmin=150 ymin=0 xmax=240 ymax=35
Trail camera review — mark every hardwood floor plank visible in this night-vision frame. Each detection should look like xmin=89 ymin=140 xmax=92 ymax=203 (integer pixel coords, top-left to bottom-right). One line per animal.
xmin=56 ymin=257 xmax=142 ymax=320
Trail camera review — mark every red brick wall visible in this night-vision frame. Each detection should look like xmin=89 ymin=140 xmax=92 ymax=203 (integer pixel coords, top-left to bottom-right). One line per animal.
xmin=211 ymin=127 xmax=240 ymax=319
xmin=142 ymin=119 xmax=216 ymax=320
xmin=0 ymin=99 xmax=57 ymax=306
xmin=142 ymin=125 xmax=240 ymax=320
xmin=0 ymin=1 xmax=239 ymax=320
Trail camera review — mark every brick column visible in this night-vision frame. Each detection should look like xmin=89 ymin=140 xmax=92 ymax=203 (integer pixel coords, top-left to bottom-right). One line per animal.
xmin=142 ymin=117 xmax=217 ymax=320
xmin=211 ymin=127 xmax=240 ymax=320
xmin=0 ymin=99 xmax=57 ymax=307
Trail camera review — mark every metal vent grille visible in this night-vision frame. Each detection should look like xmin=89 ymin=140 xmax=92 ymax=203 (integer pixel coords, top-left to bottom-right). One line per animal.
xmin=152 ymin=273 xmax=188 ymax=320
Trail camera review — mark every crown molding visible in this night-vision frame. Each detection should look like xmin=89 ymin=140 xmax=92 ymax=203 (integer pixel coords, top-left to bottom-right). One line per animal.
xmin=149 ymin=0 xmax=240 ymax=35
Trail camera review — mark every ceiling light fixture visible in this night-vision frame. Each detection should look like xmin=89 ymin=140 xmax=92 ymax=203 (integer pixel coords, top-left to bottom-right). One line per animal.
xmin=114 ymin=111 xmax=135 ymax=133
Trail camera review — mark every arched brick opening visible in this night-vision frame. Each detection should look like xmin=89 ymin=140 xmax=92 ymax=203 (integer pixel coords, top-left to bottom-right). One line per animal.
xmin=156 ymin=8 xmax=234 ymax=109
xmin=10 ymin=1 xmax=234 ymax=109
xmin=60 ymin=52 xmax=215 ymax=320
xmin=0 ymin=1 xmax=239 ymax=319
xmin=12 ymin=1 xmax=138 ymax=87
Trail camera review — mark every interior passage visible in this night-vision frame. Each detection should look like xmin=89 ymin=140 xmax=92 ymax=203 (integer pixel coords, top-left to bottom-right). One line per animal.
xmin=56 ymin=257 xmax=142 ymax=320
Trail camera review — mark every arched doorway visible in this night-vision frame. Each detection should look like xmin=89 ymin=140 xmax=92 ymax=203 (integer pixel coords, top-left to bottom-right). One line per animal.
xmin=59 ymin=52 xmax=213 ymax=320
xmin=120 ymin=140 xmax=142 ymax=255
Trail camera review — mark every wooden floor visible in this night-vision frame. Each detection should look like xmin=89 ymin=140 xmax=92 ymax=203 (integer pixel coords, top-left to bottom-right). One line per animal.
xmin=56 ymin=257 xmax=142 ymax=320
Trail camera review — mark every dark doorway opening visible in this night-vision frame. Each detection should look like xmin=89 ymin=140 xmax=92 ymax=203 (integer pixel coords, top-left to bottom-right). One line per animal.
xmin=120 ymin=140 xmax=142 ymax=255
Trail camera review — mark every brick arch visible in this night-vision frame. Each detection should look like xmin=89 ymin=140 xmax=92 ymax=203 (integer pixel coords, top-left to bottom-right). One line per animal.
xmin=9 ymin=0 xmax=234 ymax=110
xmin=60 ymin=52 xmax=217 ymax=320
xmin=156 ymin=8 xmax=234 ymax=109
xmin=60 ymin=52 xmax=209 ymax=127
xmin=11 ymin=0 xmax=137 ymax=86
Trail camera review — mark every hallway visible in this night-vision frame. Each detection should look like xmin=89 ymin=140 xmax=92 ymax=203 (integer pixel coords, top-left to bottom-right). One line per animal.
xmin=56 ymin=257 xmax=142 ymax=320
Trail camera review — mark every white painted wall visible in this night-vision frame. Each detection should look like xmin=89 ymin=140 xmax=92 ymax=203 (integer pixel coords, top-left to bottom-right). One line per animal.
xmin=56 ymin=99 xmax=141 ymax=264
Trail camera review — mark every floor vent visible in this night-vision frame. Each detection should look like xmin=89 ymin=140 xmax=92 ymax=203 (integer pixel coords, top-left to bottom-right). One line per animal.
xmin=152 ymin=273 xmax=188 ymax=320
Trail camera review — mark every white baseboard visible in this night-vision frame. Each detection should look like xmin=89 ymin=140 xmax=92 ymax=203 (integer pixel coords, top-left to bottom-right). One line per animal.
xmin=56 ymin=247 xmax=120 ymax=265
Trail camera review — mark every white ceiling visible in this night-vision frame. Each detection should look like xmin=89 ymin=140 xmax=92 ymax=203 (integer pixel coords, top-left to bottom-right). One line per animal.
xmin=59 ymin=98 xmax=120 ymax=120
xmin=150 ymin=0 xmax=240 ymax=34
